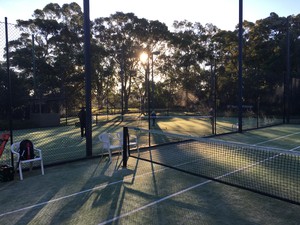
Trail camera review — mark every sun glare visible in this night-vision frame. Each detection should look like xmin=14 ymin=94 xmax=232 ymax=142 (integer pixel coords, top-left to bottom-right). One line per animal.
xmin=139 ymin=52 xmax=148 ymax=64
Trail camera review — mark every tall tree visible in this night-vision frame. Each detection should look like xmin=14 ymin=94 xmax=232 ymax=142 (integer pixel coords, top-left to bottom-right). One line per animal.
xmin=93 ymin=12 xmax=170 ymax=112
xmin=11 ymin=3 xmax=84 ymax=113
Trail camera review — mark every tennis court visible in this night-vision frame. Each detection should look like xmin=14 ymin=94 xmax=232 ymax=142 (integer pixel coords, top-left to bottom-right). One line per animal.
xmin=0 ymin=124 xmax=300 ymax=225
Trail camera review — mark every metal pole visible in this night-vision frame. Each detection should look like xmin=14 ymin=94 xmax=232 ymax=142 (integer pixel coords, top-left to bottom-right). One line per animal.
xmin=210 ymin=63 xmax=213 ymax=108
xmin=151 ymin=54 xmax=154 ymax=112
xmin=238 ymin=0 xmax=243 ymax=133
xmin=106 ymin=77 xmax=109 ymax=121
xmin=257 ymin=97 xmax=260 ymax=128
xmin=214 ymin=60 xmax=217 ymax=135
xmin=83 ymin=0 xmax=92 ymax=156
xmin=210 ymin=63 xmax=214 ymax=134
xmin=121 ymin=49 xmax=124 ymax=121
xmin=151 ymin=51 xmax=160 ymax=113
xmin=122 ymin=127 xmax=128 ymax=168
xmin=286 ymin=16 xmax=291 ymax=124
xmin=32 ymin=34 xmax=37 ymax=97
xmin=5 ymin=17 xmax=14 ymax=166
xmin=147 ymin=58 xmax=151 ymax=146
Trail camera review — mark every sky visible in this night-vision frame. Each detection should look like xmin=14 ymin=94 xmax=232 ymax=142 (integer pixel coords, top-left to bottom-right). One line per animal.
xmin=1 ymin=0 xmax=300 ymax=31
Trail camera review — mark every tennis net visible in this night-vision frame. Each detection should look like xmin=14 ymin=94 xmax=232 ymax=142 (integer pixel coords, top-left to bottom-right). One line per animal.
xmin=123 ymin=127 xmax=300 ymax=205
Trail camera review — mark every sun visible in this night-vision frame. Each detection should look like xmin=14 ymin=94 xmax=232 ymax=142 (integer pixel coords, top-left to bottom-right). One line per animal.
xmin=139 ymin=52 xmax=149 ymax=64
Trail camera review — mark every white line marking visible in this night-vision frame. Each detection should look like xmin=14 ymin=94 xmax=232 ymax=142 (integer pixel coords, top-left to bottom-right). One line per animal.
xmin=1 ymin=128 xmax=299 ymax=221
xmin=253 ymin=131 xmax=300 ymax=146
xmin=98 ymin=146 xmax=286 ymax=225
xmin=98 ymin=129 xmax=300 ymax=224
xmin=98 ymin=180 xmax=212 ymax=225
xmin=0 ymin=167 xmax=167 ymax=217
xmin=290 ymin=146 xmax=300 ymax=151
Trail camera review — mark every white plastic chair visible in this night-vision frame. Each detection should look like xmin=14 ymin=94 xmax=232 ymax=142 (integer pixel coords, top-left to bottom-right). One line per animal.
xmin=11 ymin=142 xmax=45 ymax=180
xmin=98 ymin=132 xmax=122 ymax=162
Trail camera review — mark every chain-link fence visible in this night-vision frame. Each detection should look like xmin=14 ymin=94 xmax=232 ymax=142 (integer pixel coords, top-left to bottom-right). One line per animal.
xmin=1 ymin=13 xmax=299 ymax=172
xmin=0 ymin=18 xmax=139 ymax=171
xmin=0 ymin=19 xmax=94 ymax=170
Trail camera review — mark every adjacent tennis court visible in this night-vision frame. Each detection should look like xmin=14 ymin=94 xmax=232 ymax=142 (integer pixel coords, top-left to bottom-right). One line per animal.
xmin=0 ymin=124 xmax=299 ymax=225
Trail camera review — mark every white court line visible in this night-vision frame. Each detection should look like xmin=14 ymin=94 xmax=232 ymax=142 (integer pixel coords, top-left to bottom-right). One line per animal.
xmin=252 ymin=131 xmax=300 ymax=146
xmin=290 ymin=146 xmax=300 ymax=151
xmin=252 ymin=130 xmax=300 ymax=153
xmin=98 ymin=179 xmax=213 ymax=225
xmin=0 ymin=166 xmax=169 ymax=217
xmin=98 ymin=148 xmax=286 ymax=225
xmin=98 ymin=130 xmax=300 ymax=225
xmin=0 ymin=149 xmax=228 ymax=218
xmin=1 ymin=129 xmax=299 ymax=221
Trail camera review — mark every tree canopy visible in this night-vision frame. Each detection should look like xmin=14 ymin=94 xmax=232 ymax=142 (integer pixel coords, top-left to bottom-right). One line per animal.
xmin=1 ymin=2 xmax=300 ymax=119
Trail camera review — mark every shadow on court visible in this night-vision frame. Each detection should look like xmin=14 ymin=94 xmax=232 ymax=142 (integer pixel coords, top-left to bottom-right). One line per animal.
xmin=0 ymin=154 xmax=300 ymax=225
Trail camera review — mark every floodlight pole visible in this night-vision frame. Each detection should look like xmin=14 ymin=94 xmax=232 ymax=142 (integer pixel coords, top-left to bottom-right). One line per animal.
xmin=214 ymin=59 xmax=217 ymax=135
xmin=151 ymin=51 xmax=160 ymax=112
xmin=120 ymin=48 xmax=124 ymax=122
xmin=147 ymin=57 xmax=151 ymax=146
xmin=151 ymin=54 xmax=154 ymax=113
xmin=285 ymin=16 xmax=291 ymax=124
xmin=238 ymin=0 xmax=243 ymax=133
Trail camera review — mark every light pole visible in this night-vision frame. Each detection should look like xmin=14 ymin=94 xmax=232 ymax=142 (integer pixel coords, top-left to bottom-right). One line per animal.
xmin=285 ymin=16 xmax=291 ymax=124
xmin=205 ymin=60 xmax=216 ymax=135
xmin=151 ymin=51 xmax=160 ymax=113
xmin=140 ymin=52 xmax=151 ymax=130
xmin=213 ymin=60 xmax=217 ymax=135
xmin=119 ymin=46 xmax=125 ymax=122
xmin=238 ymin=0 xmax=243 ymax=133
xmin=147 ymin=58 xmax=150 ymax=132
xmin=140 ymin=51 xmax=153 ymax=146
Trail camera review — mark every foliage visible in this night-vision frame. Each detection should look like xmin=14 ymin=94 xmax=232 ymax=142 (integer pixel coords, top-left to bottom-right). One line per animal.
xmin=1 ymin=3 xmax=300 ymax=121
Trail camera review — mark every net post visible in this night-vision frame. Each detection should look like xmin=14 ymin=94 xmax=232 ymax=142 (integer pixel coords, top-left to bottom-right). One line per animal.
xmin=122 ymin=127 xmax=129 ymax=168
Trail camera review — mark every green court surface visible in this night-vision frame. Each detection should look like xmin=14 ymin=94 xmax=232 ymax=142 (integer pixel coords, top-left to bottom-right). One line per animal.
xmin=0 ymin=124 xmax=300 ymax=225
xmin=0 ymin=156 xmax=300 ymax=225
xmin=216 ymin=124 xmax=300 ymax=151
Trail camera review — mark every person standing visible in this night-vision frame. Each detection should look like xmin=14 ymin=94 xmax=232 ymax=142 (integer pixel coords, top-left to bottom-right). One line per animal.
xmin=151 ymin=111 xmax=156 ymax=126
xmin=78 ymin=107 xmax=86 ymax=137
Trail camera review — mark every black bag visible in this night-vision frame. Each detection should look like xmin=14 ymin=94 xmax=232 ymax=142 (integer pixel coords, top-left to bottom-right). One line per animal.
xmin=19 ymin=140 xmax=35 ymax=160
xmin=0 ymin=164 xmax=14 ymax=182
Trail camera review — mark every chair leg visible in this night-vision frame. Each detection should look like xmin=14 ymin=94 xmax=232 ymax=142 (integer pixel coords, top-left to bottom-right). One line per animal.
xmin=41 ymin=160 xmax=45 ymax=175
xmin=19 ymin=163 xmax=23 ymax=180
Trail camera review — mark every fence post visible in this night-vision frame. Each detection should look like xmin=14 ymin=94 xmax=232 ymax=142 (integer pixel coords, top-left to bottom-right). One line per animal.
xmin=122 ymin=127 xmax=128 ymax=168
